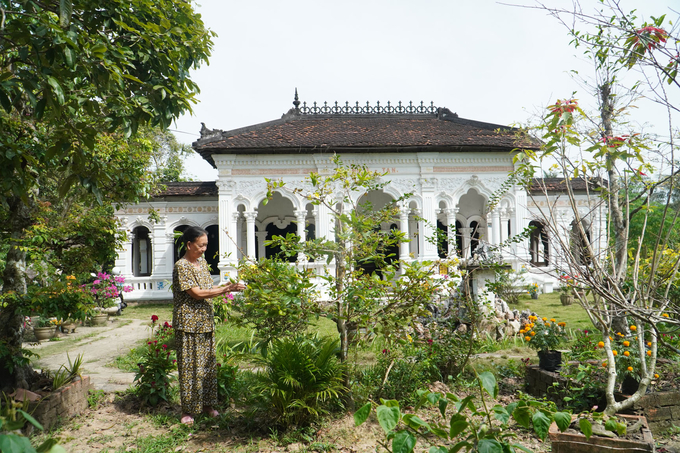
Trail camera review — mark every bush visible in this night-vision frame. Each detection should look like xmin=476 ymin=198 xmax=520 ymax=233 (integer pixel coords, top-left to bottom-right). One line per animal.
xmin=133 ymin=316 xmax=177 ymax=406
xmin=355 ymin=340 xmax=441 ymax=407
xmin=252 ymin=335 xmax=347 ymax=427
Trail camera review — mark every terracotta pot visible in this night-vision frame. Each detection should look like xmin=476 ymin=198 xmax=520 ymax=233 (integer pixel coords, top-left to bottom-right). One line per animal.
xmin=92 ymin=313 xmax=108 ymax=326
xmin=537 ymin=349 xmax=562 ymax=372
xmin=33 ymin=326 xmax=56 ymax=342
xmin=560 ymin=293 xmax=574 ymax=306
xmin=549 ymin=414 xmax=654 ymax=453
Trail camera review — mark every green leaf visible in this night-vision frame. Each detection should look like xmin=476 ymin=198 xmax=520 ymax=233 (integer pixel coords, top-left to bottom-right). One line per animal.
xmin=512 ymin=406 xmax=531 ymax=428
xmin=46 ymin=76 xmax=65 ymax=104
xmin=532 ymin=411 xmax=552 ymax=441
xmin=392 ymin=430 xmax=416 ymax=453
xmin=438 ymin=397 xmax=448 ymax=417
xmin=376 ymin=405 xmax=400 ymax=434
xmin=64 ymin=46 xmax=76 ymax=68
xmin=492 ymin=405 xmax=510 ymax=424
xmin=429 ymin=447 xmax=448 ymax=453
xmin=59 ymin=0 xmax=72 ymax=27
xmin=17 ymin=409 xmax=44 ymax=431
xmin=402 ymin=414 xmax=429 ymax=431
xmin=450 ymin=441 xmax=473 ymax=453
xmin=0 ymin=433 xmax=36 ymax=453
xmin=553 ymin=412 xmax=572 ymax=432
xmin=354 ymin=403 xmax=371 ymax=426
xmin=478 ymin=371 xmax=498 ymax=398
xmin=477 ymin=438 xmax=503 ymax=453
xmin=579 ymin=418 xmax=593 ymax=440
xmin=449 ymin=413 xmax=468 ymax=438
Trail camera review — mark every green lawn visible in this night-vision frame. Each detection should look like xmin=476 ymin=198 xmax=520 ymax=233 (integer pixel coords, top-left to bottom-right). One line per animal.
xmin=512 ymin=292 xmax=593 ymax=332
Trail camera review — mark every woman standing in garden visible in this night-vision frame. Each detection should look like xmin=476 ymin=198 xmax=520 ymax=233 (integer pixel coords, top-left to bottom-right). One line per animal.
xmin=172 ymin=226 xmax=244 ymax=425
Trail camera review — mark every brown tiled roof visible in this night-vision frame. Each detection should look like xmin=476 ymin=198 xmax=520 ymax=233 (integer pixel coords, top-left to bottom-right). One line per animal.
xmin=530 ymin=178 xmax=607 ymax=193
xmin=194 ymin=109 xmax=539 ymax=167
xmin=153 ymin=182 xmax=217 ymax=197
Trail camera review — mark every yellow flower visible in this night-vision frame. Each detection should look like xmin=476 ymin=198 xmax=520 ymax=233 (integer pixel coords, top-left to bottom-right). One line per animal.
xmin=525 ymin=336 xmax=531 ymax=341
xmin=609 ymin=336 xmax=613 ymax=340
xmin=558 ymin=322 xmax=566 ymax=327
xmin=647 ymin=350 xmax=652 ymax=356
xmin=627 ymin=366 xmax=634 ymax=372
xmin=630 ymin=325 xmax=637 ymax=331
xmin=407 ymin=334 xmax=413 ymax=343
xmin=530 ymin=331 xmax=536 ymax=336
xmin=623 ymin=351 xmax=630 ymax=357
xmin=623 ymin=341 xmax=630 ymax=347
xmin=550 ymin=318 xmax=556 ymax=323
xmin=647 ymin=342 xmax=651 ymax=347
xmin=662 ymin=313 xmax=669 ymax=318
xmin=612 ymin=350 xmax=618 ymax=356
xmin=654 ymin=373 xmax=659 ymax=379
xmin=542 ymin=317 xmax=547 ymax=321
xmin=597 ymin=341 xmax=605 ymax=348
xmin=617 ymin=332 xmax=624 ymax=337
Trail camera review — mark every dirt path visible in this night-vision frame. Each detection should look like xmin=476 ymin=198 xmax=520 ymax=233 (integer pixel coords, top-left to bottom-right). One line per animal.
xmin=26 ymin=317 xmax=151 ymax=392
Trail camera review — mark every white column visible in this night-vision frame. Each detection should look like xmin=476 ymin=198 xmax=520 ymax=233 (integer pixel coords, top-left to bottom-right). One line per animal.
xmin=217 ymin=180 xmax=236 ymax=280
xmin=244 ymin=211 xmax=257 ymax=261
xmin=256 ymin=231 xmax=267 ymax=260
xmin=231 ymin=212 xmax=242 ymax=260
xmin=514 ymin=184 xmax=530 ymax=262
xmin=420 ymin=178 xmax=438 ymax=261
xmin=399 ymin=207 xmax=410 ymax=263
xmin=490 ymin=209 xmax=501 ymax=247
xmin=508 ymin=208 xmax=517 ymax=256
xmin=294 ymin=209 xmax=308 ymax=262
xmin=152 ymin=215 xmax=167 ymax=278
xmin=461 ymin=227 xmax=472 ymax=259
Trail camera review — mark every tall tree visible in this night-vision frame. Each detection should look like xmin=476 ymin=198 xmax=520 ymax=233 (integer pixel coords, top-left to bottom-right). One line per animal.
xmin=0 ymin=0 xmax=213 ymax=389
xmin=514 ymin=1 xmax=679 ymax=416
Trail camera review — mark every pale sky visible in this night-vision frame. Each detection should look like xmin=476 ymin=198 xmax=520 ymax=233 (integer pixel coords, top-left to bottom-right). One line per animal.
xmin=172 ymin=0 xmax=679 ymax=180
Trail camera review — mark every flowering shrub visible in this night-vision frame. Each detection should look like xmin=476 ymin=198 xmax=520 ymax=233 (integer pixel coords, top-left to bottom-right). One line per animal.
xmin=88 ymin=271 xmax=132 ymax=308
xmin=528 ymin=283 xmax=539 ymax=297
xmin=213 ymin=292 xmax=234 ymax=324
xmin=133 ymin=315 xmax=176 ymax=406
xmin=521 ymin=316 xmax=567 ymax=352
xmin=568 ymin=329 xmax=599 ymax=361
xmin=558 ymin=274 xmax=577 ymax=294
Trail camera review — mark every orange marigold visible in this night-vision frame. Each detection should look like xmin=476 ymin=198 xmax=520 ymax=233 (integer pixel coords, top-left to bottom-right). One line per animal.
xmin=623 ymin=351 xmax=630 ymax=357
xmin=530 ymin=331 xmax=536 ymax=336
xmin=550 ymin=318 xmax=556 ymax=323
xmin=662 ymin=313 xmax=669 ymax=318
xmin=630 ymin=325 xmax=637 ymax=331
xmin=525 ymin=336 xmax=531 ymax=341
xmin=612 ymin=350 xmax=618 ymax=356
xmin=623 ymin=341 xmax=630 ymax=347
xmin=654 ymin=373 xmax=659 ymax=379
xmin=598 ymin=341 xmax=605 ymax=348
xmin=542 ymin=317 xmax=547 ymax=321
xmin=647 ymin=350 xmax=652 ymax=356
xmin=558 ymin=322 xmax=566 ymax=327
xmin=627 ymin=366 xmax=634 ymax=372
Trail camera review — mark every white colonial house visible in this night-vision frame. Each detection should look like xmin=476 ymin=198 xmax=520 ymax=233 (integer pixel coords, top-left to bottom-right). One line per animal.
xmin=115 ymin=97 xmax=606 ymax=301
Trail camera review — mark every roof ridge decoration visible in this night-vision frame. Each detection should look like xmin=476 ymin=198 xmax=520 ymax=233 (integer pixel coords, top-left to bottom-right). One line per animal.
xmin=290 ymin=88 xmax=448 ymax=116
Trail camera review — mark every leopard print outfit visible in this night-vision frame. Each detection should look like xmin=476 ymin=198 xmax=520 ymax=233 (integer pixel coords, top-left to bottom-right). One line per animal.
xmin=172 ymin=257 xmax=218 ymax=415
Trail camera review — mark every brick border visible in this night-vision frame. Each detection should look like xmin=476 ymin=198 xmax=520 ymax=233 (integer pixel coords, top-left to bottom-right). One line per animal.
xmin=28 ymin=376 xmax=94 ymax=431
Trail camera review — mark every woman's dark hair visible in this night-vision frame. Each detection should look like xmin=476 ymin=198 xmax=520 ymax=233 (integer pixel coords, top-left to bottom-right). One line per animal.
xmin=180 ymin=226 xmax=208 ymax=249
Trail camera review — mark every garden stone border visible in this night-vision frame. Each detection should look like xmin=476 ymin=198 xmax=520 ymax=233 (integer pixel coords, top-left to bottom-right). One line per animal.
xmin=28 ymin=376 xmax=94 ymax=432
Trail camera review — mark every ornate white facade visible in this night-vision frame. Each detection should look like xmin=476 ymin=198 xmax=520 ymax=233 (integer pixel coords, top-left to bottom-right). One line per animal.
xmin=115 ymin=101 xmax=605 ymax=301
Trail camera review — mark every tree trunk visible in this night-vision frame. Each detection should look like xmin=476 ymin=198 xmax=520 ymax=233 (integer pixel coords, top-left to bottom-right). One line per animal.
xmin=0 ymin=197 xmax=38 ymax=391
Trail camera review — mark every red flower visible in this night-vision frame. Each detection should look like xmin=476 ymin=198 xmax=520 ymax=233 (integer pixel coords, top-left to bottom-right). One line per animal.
xmin=151 ymin=315 xmax=159 ymax=323
xmin=163 ymin=321 xmax=171 ymax=328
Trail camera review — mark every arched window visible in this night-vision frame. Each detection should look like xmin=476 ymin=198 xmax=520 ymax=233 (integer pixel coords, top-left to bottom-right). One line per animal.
xmin=529 ymin=220 xmax=549 ymax=267
xmin=205 ymin=225 xmax=220 ymax=275
xmin=470 ymin=221 xmax=480 ymax=256
xmin=437 ymin=219 xmax=449 ymax=259
xmin=132 ymin=226 xmax=152 ymax=276
xmin=173 ymin=225 xmax=190 ymax=263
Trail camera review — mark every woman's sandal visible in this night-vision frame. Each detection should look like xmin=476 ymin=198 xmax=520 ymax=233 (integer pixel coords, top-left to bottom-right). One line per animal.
xmin=180 ymin=414 xmax=194 ymax=425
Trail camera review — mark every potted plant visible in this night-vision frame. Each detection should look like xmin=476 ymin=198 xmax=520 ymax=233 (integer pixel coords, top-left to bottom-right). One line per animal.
xmin=521 ymin=316 xmax=568 ymax=371
xmin=528 ymin=282 xmax=540 ymax=299
xmin=37 ymin=276 xmax=94 ymax=331
xmin=559 ymin=275 xmax=575 ymax=305
xmin=33 ymin=317 xmax=59 ymax=341
xmin=88 ymin=271 xmax=132 ymax=324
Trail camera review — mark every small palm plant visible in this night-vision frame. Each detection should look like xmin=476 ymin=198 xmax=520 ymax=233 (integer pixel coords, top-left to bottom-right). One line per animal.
xmin=253 ymin=335 xmax=347 ymax=427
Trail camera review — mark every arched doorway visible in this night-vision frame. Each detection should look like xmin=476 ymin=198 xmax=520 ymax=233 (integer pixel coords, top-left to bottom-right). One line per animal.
xmin=132 ymin=226 xmax=152 ymax=276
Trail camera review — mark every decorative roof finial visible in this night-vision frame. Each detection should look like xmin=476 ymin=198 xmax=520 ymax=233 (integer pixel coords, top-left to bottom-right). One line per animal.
xmin=293 ymin=88 xmax=300 ymax=111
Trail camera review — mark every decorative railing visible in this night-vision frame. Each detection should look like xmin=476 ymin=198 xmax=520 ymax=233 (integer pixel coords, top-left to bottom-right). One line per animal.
xmin=298 ymin=100 xmax=438 ymax=115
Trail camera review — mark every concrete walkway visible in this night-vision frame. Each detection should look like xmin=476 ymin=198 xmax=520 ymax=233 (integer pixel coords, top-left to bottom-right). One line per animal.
xmin=26 ymin=317 xmax=151 ymax=392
